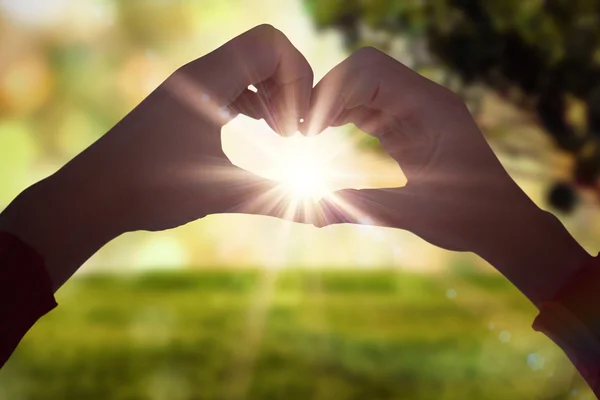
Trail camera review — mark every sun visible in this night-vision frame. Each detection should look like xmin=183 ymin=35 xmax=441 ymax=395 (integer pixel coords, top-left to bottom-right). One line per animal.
xmin=269 ymin=133 xmax=334 ymax=201
xmin=278 ymin=156 xmax=330 ymax=200
xmin=222 ymin=118 xmax=357 ymax=206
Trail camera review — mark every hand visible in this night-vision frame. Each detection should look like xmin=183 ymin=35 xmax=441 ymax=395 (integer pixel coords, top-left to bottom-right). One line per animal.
xmin=308 ymin=46 xmax=527 ymax=250
xmin=73 ymin=24 xmax=314 ymax=232
xmin=0 ymin=25 xmax=314 ymax=289
xmin=308 ymin=47 xmax=591 ymax=305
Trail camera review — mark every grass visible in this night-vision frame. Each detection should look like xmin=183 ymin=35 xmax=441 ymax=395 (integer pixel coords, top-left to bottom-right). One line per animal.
xmin=0 ymin=269 xmax=591 ymax=400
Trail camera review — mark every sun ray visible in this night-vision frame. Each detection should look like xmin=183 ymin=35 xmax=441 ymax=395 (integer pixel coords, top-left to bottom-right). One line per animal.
xmin=162 ymin=73 xmax=238 ymax=126
xmin=161 ymin=70 xmax=406 ymax=233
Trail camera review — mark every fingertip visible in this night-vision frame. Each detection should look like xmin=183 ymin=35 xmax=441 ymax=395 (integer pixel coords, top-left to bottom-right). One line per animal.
xmin=300 ymin=114 xmax=326 ymax=136
xmin=297 ymin=117 xmax=307 ymax=135
xmin=282 ymin=119 xmax=299 ymax=137
xmin=277 ymin=78 xmax=311 ymax=136
xmin=315 ymin=195 xmax=354 ymax=225
xmin=295 ymin=81 xmax=312 ymax=134
xmin=298 ymin=117 xmax=311 ymax=135
xmin=312 ymin=220 xmax=329 ymax=229
xmin=329 ymin=188 xmax=358 ymax=202
xmin=263 ymin=112 xmax=287 ymax=136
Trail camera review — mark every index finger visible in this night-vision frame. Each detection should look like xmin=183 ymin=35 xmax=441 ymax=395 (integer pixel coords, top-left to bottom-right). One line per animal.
xmin=182 ymin=24 xmax=314 ymax=134
xmin=303 ymin=46 xmax=434 ymax=135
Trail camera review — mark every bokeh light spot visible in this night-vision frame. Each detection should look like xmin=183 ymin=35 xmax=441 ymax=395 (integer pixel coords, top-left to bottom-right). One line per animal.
xmin=499 ymin=330 xmax=512 ymax=343
xmin=527 ymin=353 xmax=545 ymax=371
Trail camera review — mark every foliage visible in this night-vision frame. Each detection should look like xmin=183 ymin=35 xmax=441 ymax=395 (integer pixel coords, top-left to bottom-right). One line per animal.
xmin=305 ymin=0 xmax=600 ymax=210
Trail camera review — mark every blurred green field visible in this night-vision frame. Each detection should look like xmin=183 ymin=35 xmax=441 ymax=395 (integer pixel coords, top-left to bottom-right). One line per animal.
xmin=0 ymin=269 xmax=591 ymax=400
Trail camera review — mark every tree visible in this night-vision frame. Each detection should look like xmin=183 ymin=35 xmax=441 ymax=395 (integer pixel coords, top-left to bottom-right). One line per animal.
xmin=305 ymin=0 xmax=600 ymax=213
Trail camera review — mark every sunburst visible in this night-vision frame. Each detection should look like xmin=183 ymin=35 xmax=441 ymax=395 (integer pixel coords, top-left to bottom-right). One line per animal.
xmin=267 ymin=132 xmax=335 ymax=202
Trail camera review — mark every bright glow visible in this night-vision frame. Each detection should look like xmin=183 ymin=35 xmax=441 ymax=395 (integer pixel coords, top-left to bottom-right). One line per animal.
xmin=280 ymin=163 xmax=327 ymax=199
xmin=268 ymin=133 xmax=333 ymax=201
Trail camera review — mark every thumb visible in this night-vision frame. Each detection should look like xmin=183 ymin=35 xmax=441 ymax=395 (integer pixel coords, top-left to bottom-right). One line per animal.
xmin=206 ymin=169 xmax=320 ymax=225
xmin=315 ymin=187 xmax=427 ymax=231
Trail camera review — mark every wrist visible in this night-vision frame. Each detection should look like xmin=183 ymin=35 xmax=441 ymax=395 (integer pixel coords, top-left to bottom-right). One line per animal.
xmin=0 ymin=172 xmax=121 ymax=291
xmin=477 ymin=198 xmax=591 ymax=307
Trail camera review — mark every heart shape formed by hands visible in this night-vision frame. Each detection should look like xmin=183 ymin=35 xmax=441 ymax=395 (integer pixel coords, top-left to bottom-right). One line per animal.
xmin=6 ymin=25 xmax=584 ymax=320
xmin=223 ymin=41 xmax=539 ymax=260
xmin=222 ymin=115 xmax=405 ymax=204
xmin=51 ymin=24 xmax=542 ymax=284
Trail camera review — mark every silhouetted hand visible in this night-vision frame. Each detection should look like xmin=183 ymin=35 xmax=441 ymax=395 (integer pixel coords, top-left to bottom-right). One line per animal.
xmin=0 ymin=25 xmax=314 ymax=289
xmin=76 ymin=24 xmax=314 ymax=232
xmin=308 ymin=47 xmax=590 ymax=305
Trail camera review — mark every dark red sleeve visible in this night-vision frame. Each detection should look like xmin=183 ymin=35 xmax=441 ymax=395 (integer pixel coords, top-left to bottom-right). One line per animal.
xmin=533 ymin=254 xmax=600 ymax=399
xmin=0 ymin=231 xmax=57 ymax=368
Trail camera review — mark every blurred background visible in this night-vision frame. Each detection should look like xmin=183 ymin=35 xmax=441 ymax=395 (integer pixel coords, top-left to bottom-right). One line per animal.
xmin=1 ymin=0 xmax=600 ymax=399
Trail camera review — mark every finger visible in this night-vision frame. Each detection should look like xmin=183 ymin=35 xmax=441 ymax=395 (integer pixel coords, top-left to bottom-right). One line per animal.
xmin=303 ymin=46 xmax=427 ymax=136
xmin=251 ymin=76 xmax=312 ymax=136
xmin=228 ymin=84 xmax=287 ymax=135
xmin=183 ymin=24 xmax=313 ymax=134
xmin=315 ymin=187 xmax=425 ymax=232
xmin=253 ymin=78 xmax=290 ymax=134
xmin=316 ymin=187 xmax=479 ymax=253
xmin=197 ymin=167 xmax=324 ymax=225
xmin=229 ymin=89 xmax=264 ymax=120
xmin=331 ymin=106 xmax=390 ymax=137
xmin=303 ymin=49 xmax=379 ymax=135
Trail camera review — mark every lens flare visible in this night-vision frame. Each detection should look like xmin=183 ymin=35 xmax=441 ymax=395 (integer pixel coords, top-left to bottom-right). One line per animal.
xmin=280 ymin=162 xmax=327 ymax=199
xmin=269 ymin=133 xmax=333 ymax=201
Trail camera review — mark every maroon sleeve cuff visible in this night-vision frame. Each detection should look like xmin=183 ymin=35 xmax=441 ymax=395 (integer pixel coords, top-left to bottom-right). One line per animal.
xmin=0 ymin=231 xmax=57 ymax=368
xmin=533 ymin=254 xmax=600 ymax=398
